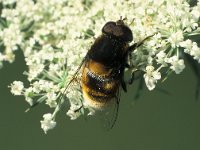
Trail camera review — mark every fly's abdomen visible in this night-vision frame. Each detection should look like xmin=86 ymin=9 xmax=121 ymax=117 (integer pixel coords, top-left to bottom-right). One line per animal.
xmin=81 ymin=62 xmax=119 ymax=109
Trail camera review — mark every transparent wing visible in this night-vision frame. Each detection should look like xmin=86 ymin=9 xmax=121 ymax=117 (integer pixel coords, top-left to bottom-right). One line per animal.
xmin=92 ymin=87 xmax=121 ymax=131
xmin=57 ymin=56 xmax=87 ymax=103
xmin=25 ymin=56 xmax=87 ymax=112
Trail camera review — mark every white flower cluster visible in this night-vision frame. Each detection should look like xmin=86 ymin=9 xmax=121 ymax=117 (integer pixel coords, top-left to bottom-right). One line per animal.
xmin=10 ymin=81 xmax=24 ymax=95
xmin=40 ymin=113 xmax=56 ymax=134
xmin=0 ymin=0 xmax=198 ymax=133
xmin=180 ymin=39 xmax=200 ymax=63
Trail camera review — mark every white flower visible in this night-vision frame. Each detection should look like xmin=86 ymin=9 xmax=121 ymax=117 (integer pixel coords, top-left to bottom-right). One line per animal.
xmin=40 ymin=113 xmax=56 ymax=134
xmin=190 ymin=43 xmax=200 ymax=63
xmin=25 ymin=97 xmax=33 ymax=106
xmin=39 ymin=80 xmax=54 ymax=92
xmin=144 ymin=66 xmax=161 ymax=90
xmin=156 ymin=51 xmax=168 ymax=66
xmin=1 ymin=24 xmax=23 ymax=52
xmin=180 ymin=40 xmax=200 ymax=62
xmin=66 ymin=105 xmax=82 ymax=120
xmin=0 ymin=53 xmax=5 ymax=62
xmin=168 ymin=30 xmax=184 ymax=48
xmin=2 ymin=0 xmax=16 ymax=5
xmin=24 ymin=87 xmax=34 ymax=105
xmin=168 ymin=56 xmax=185 ymax=74
xmin=10 ymin=81 xmax=24 ymax=95
xmin=191 ymin=5 xmax=200 ymax=20
xmin=32 ymin=81 xmax=41 ymax=94
xmin=3 ymin=51 xmax=15 ymax=63
xmin=28 ymin=64 xmax=44 ymax=81
xmin=180 ymin=39 xmax=193 ymax=53
xmin=46 ymin=92 xmax=57 ymax=108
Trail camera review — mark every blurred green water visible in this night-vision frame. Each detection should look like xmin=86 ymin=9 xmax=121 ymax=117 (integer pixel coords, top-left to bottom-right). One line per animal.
xmin=0 ymin=49 xmax=200 ymax=150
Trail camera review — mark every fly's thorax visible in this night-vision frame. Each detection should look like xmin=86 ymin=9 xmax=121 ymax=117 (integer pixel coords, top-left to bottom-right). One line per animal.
xmin=88 ymin=34 xmax=129 ymax=66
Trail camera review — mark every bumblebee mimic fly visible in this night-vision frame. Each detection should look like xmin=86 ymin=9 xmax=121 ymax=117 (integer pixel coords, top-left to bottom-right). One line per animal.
xmin=64 ymin=17 xmax=153 ymax=128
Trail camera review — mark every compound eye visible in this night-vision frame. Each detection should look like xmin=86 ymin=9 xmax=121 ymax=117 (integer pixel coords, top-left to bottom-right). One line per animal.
xmin=102 ymin=22 xmax=116 ymax=34
xmin=113 ymin=26 xmax=123 ymax=37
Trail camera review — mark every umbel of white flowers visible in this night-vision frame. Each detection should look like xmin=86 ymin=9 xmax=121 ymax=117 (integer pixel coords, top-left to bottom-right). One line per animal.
xmin=0 ymin=0 xmax=199 ymax=133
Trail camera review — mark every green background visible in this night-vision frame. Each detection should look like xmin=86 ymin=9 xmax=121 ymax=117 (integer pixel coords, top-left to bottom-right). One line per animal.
xmin=1 ymin=50 xmax=200 ymax=150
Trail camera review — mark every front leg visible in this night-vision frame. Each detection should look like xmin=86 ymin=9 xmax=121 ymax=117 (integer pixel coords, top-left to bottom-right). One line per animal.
xmin=119 ymin=65 xmax=127 ymax=92
xmin=129 ymin=70 xmax=143 ymax=85
xmin=121 ymin=77 xmax=127 ymax=92
xmin=128 ymin=71 xmax=135 ymax=85
xmin=128 ymin=34 xmax=155 ymax=52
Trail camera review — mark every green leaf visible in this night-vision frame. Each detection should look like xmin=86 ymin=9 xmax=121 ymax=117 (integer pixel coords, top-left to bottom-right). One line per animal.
xmin=81 ymin=0 xmax=93 ymax=8
xmin=91 ymin=10 xmax=104 ymax=21
xmin=21 ymin=20 xmax=35 ymax=32
xmin=0 ymin=17 xmax=8 ymax=28
xmin=84 ymin=29 xmax=95 ymax=39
